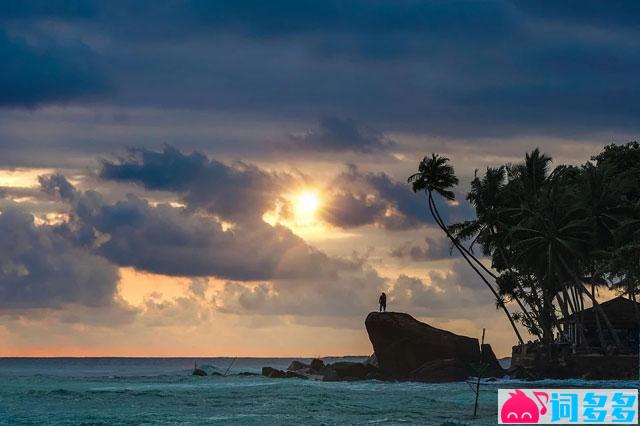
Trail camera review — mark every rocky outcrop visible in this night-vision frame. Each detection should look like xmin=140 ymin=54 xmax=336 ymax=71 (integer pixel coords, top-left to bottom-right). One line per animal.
xmin=480 ymin=343 xmax=506 ymax=377
xmin=284 ymin=358 xmax=325 ymax=376
xmin=281 ymin=358 xmax=379 ymax=381
xmin=366 ymin=312 xmax=504 ymax=382
xmin=258 ymin=312 xmax=506 ymax=383
xmin=411 ymin=358 xmax=470 ymax=382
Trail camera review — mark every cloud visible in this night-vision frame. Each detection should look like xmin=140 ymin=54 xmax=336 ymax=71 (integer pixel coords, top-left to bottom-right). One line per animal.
xmin=38 ymin=171 xmax=392 ymax=322
xmin=388 ymin=260 xmax=495 ymax=319
xmin=0 ymin=30 xmax=109 ymax=107
xmin=216 ymin=264 xmax=387 ymax=320
xmin=0 ymin=202 xmax=120 ymax=310
xmin=38 ymin=173 xmax=77 ymax=200
xmin=390 ymin=236 xmax=453 ymax=262
xmin=320 ymin=165 xmax=473 ymax=230
xmin=138 ymin=292 xmax=212 ymax=327
xmin=100 ymin=146 xmax=288 ymax=222
xmin=41 ymin=173 xmax=361 ymax=281
xmin=0 ymin=1 xmax=516 ymax=43
xmin=2 ymin=1 xmax=639 ymax=138
xmin=288 ymin=117 xmax=396 ymax=153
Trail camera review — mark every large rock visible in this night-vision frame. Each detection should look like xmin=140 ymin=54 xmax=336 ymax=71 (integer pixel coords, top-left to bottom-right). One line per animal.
xmin=480 ymin=343 xmax=506 ymax=377
xmin=365 ymin=312 xmax=481 ymax=379
xmin=330 ymin=361 xmax=371 ymax=380
xmin=412 ymin=358 xmax=471 ymax=383
xmin=364 ymin=353 xmax=378 ymax=368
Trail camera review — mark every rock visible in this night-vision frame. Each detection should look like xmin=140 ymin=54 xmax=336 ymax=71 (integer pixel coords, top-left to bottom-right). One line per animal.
xmin=192 ymin=368 xmax=207 ymax=376
xmin=262 ymin=367 xmax=308 ymax=379
xmin=480 ymin=343 xmax=506 ymax=377
xmin=364 ymin=353 xmax=379 ymax=368
xmin=261 ymin=367 xmax=287 ymax=378
xmin=365 ymin=312 xmax=480 ymax=380
xmin=411 ymin=358 xmax=470 ymax=383
xmin=285 ymin=371 xmax=308 ymax=379
xmin=330 ymin=361 xmax=370 ymax=380
xmin=310 ymin=358 xmax=325 ymax=372
xmin=287 ymin=360 xmax=310 ymax=372
xmin=321 ymin=366 xmax=340 ymax=382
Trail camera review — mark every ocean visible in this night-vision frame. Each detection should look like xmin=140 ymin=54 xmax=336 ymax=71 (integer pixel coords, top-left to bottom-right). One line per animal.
xmin=0 ymin=357 xmax=637 ymax=425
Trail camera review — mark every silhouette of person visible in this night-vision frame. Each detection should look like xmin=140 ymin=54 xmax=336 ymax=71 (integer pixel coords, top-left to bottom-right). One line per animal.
xmin=379 ymin=292 xmax=387 ymax=312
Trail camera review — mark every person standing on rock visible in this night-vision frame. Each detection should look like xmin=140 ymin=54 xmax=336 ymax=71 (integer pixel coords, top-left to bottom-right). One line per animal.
xmin=379 ymin=292 xmax=387 ymax=312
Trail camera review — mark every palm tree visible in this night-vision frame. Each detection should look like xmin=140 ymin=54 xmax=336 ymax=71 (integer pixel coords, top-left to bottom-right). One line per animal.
xmin=449 ymin=166 xmax=540 ymax=336
xmin=408 ymin=154 xmax=525 ymax=344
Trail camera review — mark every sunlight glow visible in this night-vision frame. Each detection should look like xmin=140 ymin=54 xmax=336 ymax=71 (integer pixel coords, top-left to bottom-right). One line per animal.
xmin=294 ymin=190 xmax=320 ymax=224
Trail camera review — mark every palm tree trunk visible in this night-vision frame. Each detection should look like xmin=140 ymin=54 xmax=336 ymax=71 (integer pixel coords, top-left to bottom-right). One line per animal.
xmin=543 ymin=292 xmax=558 ymax=346
xmin=427 ymin=192 xmax=525 ymax=345
xmin=489 ymin=231 xmax=539 ymax=329
xmin=557 ymin=256 xmax=622 ymax=349
xmin=448 ymin=224 xmax=537 ymax=329
xmin=566 ymin=285 xmax=588 ymax=347
xmin=592 ymin=283 xmax=607 ymax=352
xmin=580 ymin=283 xmax=623 ymax=350
xmin=554 ymin=293 xmax=573 ymax=341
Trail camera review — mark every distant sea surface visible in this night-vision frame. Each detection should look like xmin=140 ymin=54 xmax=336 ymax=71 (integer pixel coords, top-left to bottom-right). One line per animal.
xmin=0 ymin=357 xmax=637 ymax=425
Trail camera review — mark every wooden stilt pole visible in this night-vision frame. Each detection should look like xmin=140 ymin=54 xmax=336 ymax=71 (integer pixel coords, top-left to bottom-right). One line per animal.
xmin=224 ymin=357 xmax=237 ymax=376
xmin=473 ymin=328 xmax=486 ymax=418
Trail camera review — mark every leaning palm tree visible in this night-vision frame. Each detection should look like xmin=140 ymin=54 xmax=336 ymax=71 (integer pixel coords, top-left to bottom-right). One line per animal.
xmin=449 ymin=166 xmax=540 ymax=335
xmin=408 ymin=154 xmax=524 ymax=344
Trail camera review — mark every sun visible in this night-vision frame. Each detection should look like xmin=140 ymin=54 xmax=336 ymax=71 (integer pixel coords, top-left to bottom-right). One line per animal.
xmin=293 ymin=190 xmax=320 ymax=224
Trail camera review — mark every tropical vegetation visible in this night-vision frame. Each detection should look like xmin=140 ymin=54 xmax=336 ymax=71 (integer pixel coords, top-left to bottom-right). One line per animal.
xmin=409 ymin=143 xmax=640 ymax=353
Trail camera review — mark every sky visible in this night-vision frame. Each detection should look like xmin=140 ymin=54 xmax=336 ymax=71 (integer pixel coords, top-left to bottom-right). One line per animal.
xmin=0 ymin=1 xmax=638 ymax=358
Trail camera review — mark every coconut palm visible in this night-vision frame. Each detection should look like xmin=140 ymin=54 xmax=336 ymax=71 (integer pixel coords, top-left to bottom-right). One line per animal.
xmin=409 ymin=146 xmax=640 ymax=352
xmin=408 ymin=154 xmax=525 ymax=344
xmin=449 ymin=166 xmax=540 ymax=335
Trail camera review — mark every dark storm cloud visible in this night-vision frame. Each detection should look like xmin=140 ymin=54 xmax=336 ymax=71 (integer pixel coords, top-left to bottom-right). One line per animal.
xmin=39 ymin=173 xmax=77 ymax=200
xmin=0 ymin=203 xmax=120 ymax=309
xmin=100 ymin=146 xmax=287 ymax=221
xmin=1 ymin=1 xmax=639 ymax=137
xmin=0 ymin=29 xmax=108 ymax=107
xmin=514 ymin=0 xmax=640 ymax=28
xmin=0 ymin=0 xmax=516 ymax=42
xmin=41 ymin=173 xmax=359 ymax=281
xmin=288 ymin=117 xmax=396 ymax=153
xmin=321 ymin=165 xmax=473 ymax=230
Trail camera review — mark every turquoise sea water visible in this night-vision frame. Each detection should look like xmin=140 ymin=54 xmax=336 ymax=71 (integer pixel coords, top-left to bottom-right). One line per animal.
xmin=0 ymin=358 xmax=637 ymax=425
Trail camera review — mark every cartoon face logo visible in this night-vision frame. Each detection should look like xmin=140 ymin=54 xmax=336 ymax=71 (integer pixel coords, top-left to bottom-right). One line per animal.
xmin=501 ymin=390 xmax=548 ymax=424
